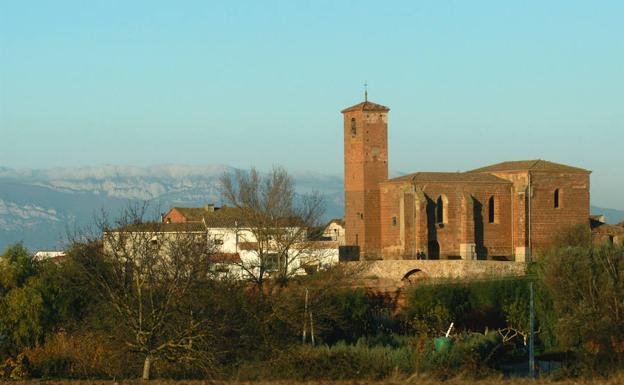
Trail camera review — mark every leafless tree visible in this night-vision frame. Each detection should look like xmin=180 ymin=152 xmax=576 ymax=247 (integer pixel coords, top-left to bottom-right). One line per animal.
xmin=218 ymin=166 xmax=326 ymax=289
xmin=71 ymin=203 xmax=220 ymax=380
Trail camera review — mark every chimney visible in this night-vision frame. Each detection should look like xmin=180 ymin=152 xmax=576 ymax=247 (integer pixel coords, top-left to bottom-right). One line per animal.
xmin=204 ymin=204 xmax=215 ymax=212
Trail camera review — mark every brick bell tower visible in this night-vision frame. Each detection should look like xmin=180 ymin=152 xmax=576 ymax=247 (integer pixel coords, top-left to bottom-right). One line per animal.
xmin=341 ymin=90 xmax=389 ymax=258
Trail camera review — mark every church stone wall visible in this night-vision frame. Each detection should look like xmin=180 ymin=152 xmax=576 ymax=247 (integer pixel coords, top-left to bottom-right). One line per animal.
xmin=350 ymin=259 xmax=527 ymax=284
xmin=379 ymin=181 xmax=513 ymax=260
xmin=528 ymin=172 xmax=590 ymax=255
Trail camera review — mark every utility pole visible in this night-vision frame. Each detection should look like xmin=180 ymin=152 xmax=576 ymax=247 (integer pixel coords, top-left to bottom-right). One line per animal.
xmin=302 ymin=288 xmax=308 ymax=343
xmin=527 ymin=172 xmax=536 ymax=379
xmin=529 ymin=279 xmax=535 ymax=379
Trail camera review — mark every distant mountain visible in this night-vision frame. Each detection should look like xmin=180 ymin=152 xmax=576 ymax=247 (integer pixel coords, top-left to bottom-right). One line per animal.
xmin=2 ymin=164 xmax=621 ymax=252
xmin=590 ymin=205 xmax=624 ymax=224
xmin=0 ymin=165 xmax=343 ymax=252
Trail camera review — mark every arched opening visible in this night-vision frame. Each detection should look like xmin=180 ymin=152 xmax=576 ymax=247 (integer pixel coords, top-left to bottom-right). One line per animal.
xmin=351 ymin=118 xmax=357 ymax=136
xmin=402 ymin=268 xmax=428 ymax=285
xmin=554 ymin=189 xmax=560 ymax=208
xmin=436 ymin=195 xmax=448 ymax=224
xmin=488 ymin=196 xmax=496 ymax=224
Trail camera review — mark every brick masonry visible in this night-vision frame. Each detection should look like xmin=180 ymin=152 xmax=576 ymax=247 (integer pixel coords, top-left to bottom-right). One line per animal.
xmin=342 ymin=98 xmax=591 ymax=261
xmin=162 ymin=208 xmax=187 ymax=223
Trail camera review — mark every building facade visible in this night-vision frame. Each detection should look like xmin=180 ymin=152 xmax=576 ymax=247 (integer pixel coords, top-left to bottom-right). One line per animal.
xmin=160 ymin=204 xmax=339 ymax=276
xmin=342 ymin=97 xmax=591 ymax=261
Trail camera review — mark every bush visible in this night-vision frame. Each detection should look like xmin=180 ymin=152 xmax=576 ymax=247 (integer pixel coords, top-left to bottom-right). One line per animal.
xmin=23 ymin=331 xmax=138 ymax=379
xmin=416 ymin=332 xmax=501 ymax=380
xmin=402 ymin=279 xmax=529 ymax=338
xmin=0 ymin=353 xmax=30 ymax=380
xmin=237 ymin=341 xmax=417 ymax=380
xmin=538 ymin=239 xmax=624 ymax=374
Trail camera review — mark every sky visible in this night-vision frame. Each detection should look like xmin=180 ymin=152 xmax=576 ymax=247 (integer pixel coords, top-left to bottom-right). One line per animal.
xmin=0 ymin=1 xmax=623 ymax=209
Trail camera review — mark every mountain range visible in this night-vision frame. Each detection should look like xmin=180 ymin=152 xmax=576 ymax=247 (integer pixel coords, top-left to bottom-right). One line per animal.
xmin=0 ymin=165 xmax=621 ymax=252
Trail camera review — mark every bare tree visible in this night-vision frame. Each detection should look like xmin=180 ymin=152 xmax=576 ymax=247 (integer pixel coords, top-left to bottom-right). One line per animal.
xmin=72 ymin=203 xmax=219 ymax=380
xmin=218 ymin=166 xmax=326 ymax=289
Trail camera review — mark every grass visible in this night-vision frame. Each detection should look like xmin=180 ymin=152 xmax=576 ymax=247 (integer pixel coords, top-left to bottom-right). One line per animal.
xmin=2 ymin=375 xmax=624 ymax=385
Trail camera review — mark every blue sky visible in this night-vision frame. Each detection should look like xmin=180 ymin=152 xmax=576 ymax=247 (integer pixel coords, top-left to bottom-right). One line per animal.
xmin=1 ymin=1 xmax=623 ymax=209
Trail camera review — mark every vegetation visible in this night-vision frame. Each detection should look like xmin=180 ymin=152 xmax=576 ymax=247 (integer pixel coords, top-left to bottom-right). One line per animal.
xmin=1 ymin=208 xmax=623 ymax=381
xmin=218 ymin=166 xmax=326 ymax=288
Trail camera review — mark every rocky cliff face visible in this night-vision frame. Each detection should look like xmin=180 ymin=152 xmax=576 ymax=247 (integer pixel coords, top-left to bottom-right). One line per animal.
xmin=0 ymin=164 xmax=620 ymax=252
xmin=0 ymin=165 xmax=344 ymax=251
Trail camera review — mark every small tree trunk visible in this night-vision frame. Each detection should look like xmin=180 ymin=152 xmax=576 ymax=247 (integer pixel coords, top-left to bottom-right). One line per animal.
xmin=142 ymin=355 xmax=152 ymax=380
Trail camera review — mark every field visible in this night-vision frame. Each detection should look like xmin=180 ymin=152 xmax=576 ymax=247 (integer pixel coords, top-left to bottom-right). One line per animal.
xmin=2 ymin=378 xmax=624 ymax=385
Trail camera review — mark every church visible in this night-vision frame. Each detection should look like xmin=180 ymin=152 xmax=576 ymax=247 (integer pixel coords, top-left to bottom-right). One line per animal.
xmin=341 ymin=95 xmax=590 ymax=261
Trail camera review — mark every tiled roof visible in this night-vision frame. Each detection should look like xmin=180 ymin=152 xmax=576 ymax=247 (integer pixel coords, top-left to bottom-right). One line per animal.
xmin=341 ymin=100 xmax=390 ymax=113
xmin=111 ymin=222 xmax=207 ymax=232
xmin=210 ymin=253 xmax=241 ymax=263
xmin=468 ymin=160 xmax=590 ymax=174
xmin=170 ymin=206 xmax=248 ymax=227
xmin=326 ymin=218 xmax=345 ymax=227
xmin=237 ymin=241 xmax=339 ymax=251
xmin=386 ymin=172 xmax=510 ymax=184
xmin=168 ymin=206 xmax=303 ymax=228
xmin=591 ymin=222 xmax=624 ymax=236
xmin=238 ymin=242 xmax=258 ymax=251
xmin=293 ymin=241 xmax=340 ymax=250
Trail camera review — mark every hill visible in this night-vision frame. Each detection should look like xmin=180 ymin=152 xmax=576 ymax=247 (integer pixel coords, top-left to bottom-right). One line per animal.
xmin=1 ymin=165 xmax=621 ymax=251
xmin=0 ymin=165 xmax=344 ymax=251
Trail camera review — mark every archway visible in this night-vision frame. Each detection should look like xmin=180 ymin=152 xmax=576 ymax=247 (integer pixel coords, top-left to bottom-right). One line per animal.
xmin=401 ymin=268 xmax=428 ymax=285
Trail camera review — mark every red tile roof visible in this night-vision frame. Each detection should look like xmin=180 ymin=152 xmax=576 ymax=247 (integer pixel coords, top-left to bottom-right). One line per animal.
xmin=209 ymin=253 xmax=241 ymax=263
xmin=341 ymin=100 xmax=390 ymax=113
xmin=468 ymin=160 xmax=590 ymax=174
xmin=386 ymin=172 xmax=510 ymax=184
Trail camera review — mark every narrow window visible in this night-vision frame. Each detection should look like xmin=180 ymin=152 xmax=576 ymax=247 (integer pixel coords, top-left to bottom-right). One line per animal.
xmin=488 ymin=196 xmax=495 ymax=224
xmin=351 ymin=118 xmax=357 ymax=136
xmin=554 ymin=189 xmax=560 ymax=208
xmin=392 ymin=216 xmax=397 ymax=226
xmin=436 ymin=195 xmax=448 ymax=224
xmin=436 ymin=196 xmax=443 ymax=224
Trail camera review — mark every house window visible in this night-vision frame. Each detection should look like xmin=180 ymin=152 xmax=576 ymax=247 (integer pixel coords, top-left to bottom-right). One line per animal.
xmin=488 ymin=196 xmax=496 ymax=224
xmin=351 ymin=118 xmax=357 ymax=136
xmin=554 ymin=189 xmax=560 ymax=208
xmin=392 ymin=216 xmax=397 ymax=226
xmin=214 ymin=239 xmax=224 ymax=245
xmin=265 ymin=253 xmax=281 ymax=272
xmin=436 ymin=195 xmax=448 ymax=224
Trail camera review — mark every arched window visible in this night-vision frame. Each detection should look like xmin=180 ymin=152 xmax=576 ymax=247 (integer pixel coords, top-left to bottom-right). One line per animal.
xmin=351 ymin=118 xmax=357 ymax=136
xmin=488 ymin=196 xmax=496 ymax=224
xmin=436 ymin=195 xmax=448 ymax=224
xmin=554 ymin=189 xmax=560 ymax=208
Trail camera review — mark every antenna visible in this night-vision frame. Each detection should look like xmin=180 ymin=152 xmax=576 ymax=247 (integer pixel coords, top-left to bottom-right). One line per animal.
xmin=364 ymin=81 xmax=368 ymax=101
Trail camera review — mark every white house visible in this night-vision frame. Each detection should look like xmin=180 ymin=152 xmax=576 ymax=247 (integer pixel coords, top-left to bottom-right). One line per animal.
xmin=105 ymin=205 xmax=339 ymax=281
xmin=322 ymin=219 xmax=346 ymax=246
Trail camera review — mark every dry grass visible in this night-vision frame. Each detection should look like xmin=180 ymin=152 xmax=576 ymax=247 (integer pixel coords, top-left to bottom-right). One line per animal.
xmin=2 ymin=377 xmax=624 ymax=385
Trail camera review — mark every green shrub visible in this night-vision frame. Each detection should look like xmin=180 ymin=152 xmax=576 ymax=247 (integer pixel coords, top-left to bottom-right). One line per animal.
xmin=417 ymin=332 xmax=501 ymax=380
xmin=538 ymin=240 xmax=624 ymax=374
xmin=402 ymin=279 xmax=530 ymax=338
xmin=250 ymin=341 xmax=417 ymax=380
